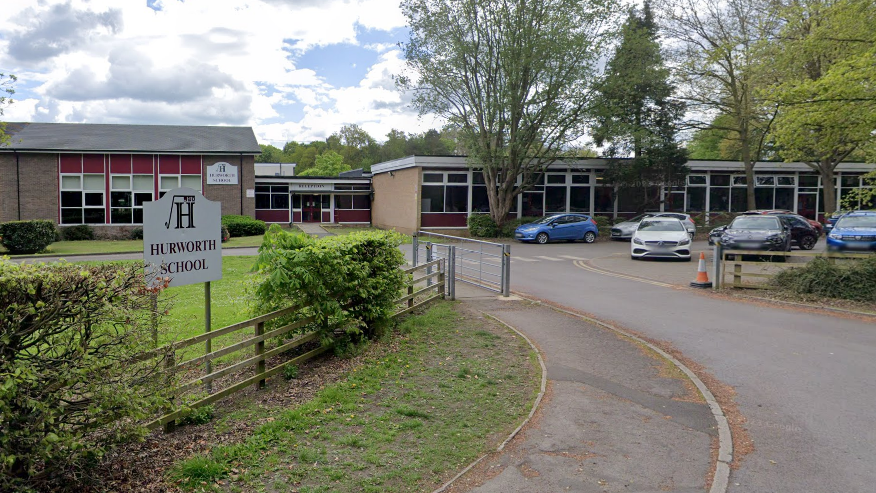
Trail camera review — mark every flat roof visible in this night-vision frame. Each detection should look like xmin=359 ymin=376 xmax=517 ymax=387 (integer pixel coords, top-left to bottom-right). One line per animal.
xmin=1 ymin=122 xmax=261 ymax=154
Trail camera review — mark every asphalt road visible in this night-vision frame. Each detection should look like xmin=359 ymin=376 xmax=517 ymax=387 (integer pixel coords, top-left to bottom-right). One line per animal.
xmin=485 ymin=239 xmax=875 ymax=493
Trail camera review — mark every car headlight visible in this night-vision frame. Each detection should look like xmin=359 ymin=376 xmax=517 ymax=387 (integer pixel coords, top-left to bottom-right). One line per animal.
xmin=632 ymin=237 xmax=644 ymax=245
xmin=678 ymin=237 xmax=691 ymax=246
xmin=828 ymin=233 xmax=841 ymax=240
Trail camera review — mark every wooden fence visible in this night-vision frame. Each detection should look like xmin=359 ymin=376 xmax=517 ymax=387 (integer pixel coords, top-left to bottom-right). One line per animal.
xmin=145 ymin=259 xmax=445 ymax=432
xmin=720 ymin=250 xmax=872 ymax=289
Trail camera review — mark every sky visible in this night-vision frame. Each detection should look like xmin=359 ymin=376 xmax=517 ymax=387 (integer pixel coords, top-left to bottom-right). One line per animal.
xmin=0 ymin=0 xmax=445 ymax=147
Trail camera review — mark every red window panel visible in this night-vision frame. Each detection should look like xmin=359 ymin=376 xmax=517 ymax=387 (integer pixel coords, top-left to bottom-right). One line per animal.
xmin=109 ymin=154 xmax=132 ymax=174
xmin=180 ymin=155 xmax=201 ymax=175
xmin=132 ymin=155 xmax=153 ymax=174
xmin=158 ymin=155 xmax=180 ymax=174
xmin=59 ymin=154 xmax=82 ymax=173
xmin=83 ymin=154 xmax=105 ymax=173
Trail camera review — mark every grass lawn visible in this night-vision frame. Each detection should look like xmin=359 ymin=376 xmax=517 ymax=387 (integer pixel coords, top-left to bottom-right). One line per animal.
xmin=166 ymin=301 xmax=541 ymax=492
xmin=0 ymin=235 xmax=268 ymax=256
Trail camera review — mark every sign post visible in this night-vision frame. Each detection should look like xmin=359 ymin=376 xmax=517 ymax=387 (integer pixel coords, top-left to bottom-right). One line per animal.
xmin=143 ymin=187 xmax=222 ymax=393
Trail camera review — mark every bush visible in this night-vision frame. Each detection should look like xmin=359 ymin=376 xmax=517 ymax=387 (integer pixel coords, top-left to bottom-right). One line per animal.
xmin=468 ymin=214 xmax=499 ymax=238
xmin=771 ymin=256 xmax=876 ymax=302
xmin=221 ymin=215 xmax=266 ymax=237
xmin=178 ymin=405 xmax=215 ymax=426
xmin=253 ymin=226 xmax=408 ymax=344
xmin=592 ymin=215 xmax=612 ymax=238
xmin=0 ymin=260 xmax=173 ymax=491
xmin=0 ymin=220 xmax=57 ymax=254
xmin=221 ymin=225 xmax=230 ymax=243
xmin=129 ymin=227 xmax=144 ymax=240
xmin=59 ymin=224 xmax=95 ymax=241
xmin=282 ymin=364 xmax=299 ymax=381
xmin=498 ymin=217 xmax=543 ymax=237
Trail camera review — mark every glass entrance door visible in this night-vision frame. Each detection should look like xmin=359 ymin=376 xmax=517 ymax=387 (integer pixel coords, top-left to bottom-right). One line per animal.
xmin=302 ymin=194 xmax=322 ymax=222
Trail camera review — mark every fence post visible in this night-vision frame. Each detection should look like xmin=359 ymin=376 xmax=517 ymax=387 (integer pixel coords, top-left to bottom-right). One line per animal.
xmin=439 ymin=259 xmax=446 ymax=299
xmin=733 ymin=260 xmax=742 ymax=287
xmin=255 ymin=321 xmax=266 ymax=390
xmin=407 ymin=284 xmax=414 ymax=309
xmin=162 ymin=350 xmax=176 ymax=433
xmin=448 ymin=245 xmax=456 ymax=300
xmin=425 ymin=242 xmax=433 ymax=288
xmin=412 ymin=234 xmax=418 ymax=267
xmin=501 ymin=243 xmax=511 ymax=297
xmin=713 ymin=242 xmax=723 ymax=290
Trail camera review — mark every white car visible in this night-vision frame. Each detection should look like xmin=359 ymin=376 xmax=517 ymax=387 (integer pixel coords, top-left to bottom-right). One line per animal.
xmin=630 ymin=217 xmax=692 ymax=261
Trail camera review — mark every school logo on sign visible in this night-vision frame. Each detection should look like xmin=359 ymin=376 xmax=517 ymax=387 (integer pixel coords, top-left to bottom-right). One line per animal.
xmin=143 ymin=188 xmax=222 ymax=288
xmin=206 ymin=162 xmax=239 ymax=185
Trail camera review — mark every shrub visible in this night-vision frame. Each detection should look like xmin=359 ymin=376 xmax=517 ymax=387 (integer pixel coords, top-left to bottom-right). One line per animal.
xmin=770 ymin=256 xmax=876 ymax=302
xmin=468 ymin=214 xmax=499 ymax=238
xmin=0 ymin=220 xmax=57 ymax=254
xmin=59 ymin=224 xmax=95 ymax=241
xmin=178 ymin=405 xmax=215 ymax=426
xmin=592 ymin=215 xmax=612 ymax=238
xmin=498 ymin=217 xmax=542 ymax=237
xmin=253 ymin=226 xmax=408 ymax=344
xmin=282 ymin=364 xmax=299 ymax=381
xmin=0 ymin=260 xmax=173 ymax=491
xmin=129 ymin=227 xmax=144 ymax=240
xmin=221 ymin=215 xmax=266 ymax=237
xmin=221 ymin=225 xmax=230 ymax=242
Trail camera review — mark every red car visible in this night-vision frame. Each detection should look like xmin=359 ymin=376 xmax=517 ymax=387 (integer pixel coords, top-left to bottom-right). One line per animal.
xmin=744 ymin=210 xmax=824 ymax=236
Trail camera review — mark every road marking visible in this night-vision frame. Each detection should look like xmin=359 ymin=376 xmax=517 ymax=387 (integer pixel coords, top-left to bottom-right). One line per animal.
xmin=513 ymin=257 xmax=538 ymax=262
xmin=558 ymin=255 xmax=589 ymax=260
xmin=534 ymin=256 xmax=564 ymax=261
xmin=572 ymin=260 xmax=676 ymax=288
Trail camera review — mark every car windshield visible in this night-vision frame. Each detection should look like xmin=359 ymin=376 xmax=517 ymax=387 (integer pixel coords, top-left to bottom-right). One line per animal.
xmin=730 ymin=216 xmax=780 ymax=230
xmin=638 ymin=220 xmax=684 ymax=232
xmin=532 ymin=215 xmax=562 ymax=225
xmin=835 ymin=215 xmax=876 ymax=228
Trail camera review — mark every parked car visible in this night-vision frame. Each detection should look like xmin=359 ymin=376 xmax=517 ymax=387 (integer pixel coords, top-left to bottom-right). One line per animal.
xmin=771 ymin=214 xmax=820 ymax=250
xmin=611 ymin=212 xmax=696 ymax=240
xmin=719 ymin=215 xmax=791 ymax=252
xmin=745 ymin=209 xmax=824 ymax=236
xmin=824 ymin=210 xmax=850 ymax=234
xmin=826 ymin=211 xmax=876 ymax=252
xmin=514 ymin=214 xmax=599 ymax=244
xmin=630 ymin=217 xmax=692 ymax=261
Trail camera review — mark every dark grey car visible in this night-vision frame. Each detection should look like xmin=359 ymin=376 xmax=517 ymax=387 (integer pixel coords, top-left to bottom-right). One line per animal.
xmin=720 ymin=215 xmax=791 ymax=252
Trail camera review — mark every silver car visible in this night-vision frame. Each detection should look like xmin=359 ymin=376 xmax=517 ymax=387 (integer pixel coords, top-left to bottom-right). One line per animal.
xmin=611 ymin=213 xmax=696 ymax=240
xmin=630 ymin=218 xmax=693 ymax=261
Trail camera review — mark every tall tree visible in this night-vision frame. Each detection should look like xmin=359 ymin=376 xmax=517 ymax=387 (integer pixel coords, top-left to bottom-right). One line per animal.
xmin=399 ymin=0 xmax=617 ymax=226
xmin=658 ymin=0 xmax=778 ymax=210
xmin=591 ymin=2 xmax=688 ymax=214
xmin=296 ymin=150 xmax=352 ymax=177
xmin=766 ymin=0 xmax=876 ymax=215
xmin=0 ymin=73 xmax=16 ymax=146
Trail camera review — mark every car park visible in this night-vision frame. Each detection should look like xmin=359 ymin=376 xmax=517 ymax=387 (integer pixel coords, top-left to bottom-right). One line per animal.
xmin=826 ymin=211 xmax=876 ymax=252
xmin=611 ymin=212 xmax=696 ymax=240
xmin=630 ymin=217 xmax=692 ymax=261
xmin=514 ymin=214 xmax=599 ymax=244
xmin=719 ymin=215 xmax=791 ymax=252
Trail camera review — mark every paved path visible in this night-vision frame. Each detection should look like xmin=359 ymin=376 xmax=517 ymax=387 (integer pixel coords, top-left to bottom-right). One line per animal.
xmin=295 ymin=222 xmax=333 ymax=237
xmin=448 ymin=285 xmax=715 ymax=493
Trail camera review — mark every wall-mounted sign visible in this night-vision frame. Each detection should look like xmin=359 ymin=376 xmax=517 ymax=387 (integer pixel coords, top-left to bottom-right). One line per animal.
xmin=290 ymin=183 xmax=332 ymax=191
xmin=143 ymin=187 xmax=222 ymax=288
xmin=246 ymin=188 xmax=255 ymax=198
xmin=206 ymin=162 xmax=239 ymax=185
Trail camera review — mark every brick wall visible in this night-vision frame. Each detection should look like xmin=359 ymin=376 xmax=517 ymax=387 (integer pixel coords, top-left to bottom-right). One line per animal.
xmin=19 ymin=153 xmax=59 ymax=223
xmin=0 ymin=154 xmax=18 ymax=222
xmin=372 ymin=167 xmax=420 ymax=235
xmin=203 ymin=155 xmax=255 ymax=217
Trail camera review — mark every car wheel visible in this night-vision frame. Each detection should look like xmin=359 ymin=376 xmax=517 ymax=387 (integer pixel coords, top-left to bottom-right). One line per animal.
xmin=630 ymin=255 xmax=639 ymax=260
xmin=536 ymin=232 xmax=549 ymax=244
xmin=800 ymin=235 xmax=816 ymax=250
xmin=583 ymin=231 xmax=596 ymax=243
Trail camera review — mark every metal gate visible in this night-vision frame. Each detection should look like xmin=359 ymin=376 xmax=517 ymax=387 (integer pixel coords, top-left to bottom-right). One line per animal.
xmin=411 ymin=232 xmax=510 ymax=299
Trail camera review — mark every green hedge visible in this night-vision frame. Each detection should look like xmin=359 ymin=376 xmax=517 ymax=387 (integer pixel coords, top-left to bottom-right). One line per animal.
xmin=467 ymin=215 xmax=544 ymax=238
xmin=59 ymin=224 xmax=95 ymax=241
xmin=771 ymin=256 xmax=876 ymax=302
xmin=221 ymin=215 xmax=267 ymax=237
xmin=253 ymin=225 xmax=408 ymax=344
xmin=0 ymin=220 xmax=57 ymax=254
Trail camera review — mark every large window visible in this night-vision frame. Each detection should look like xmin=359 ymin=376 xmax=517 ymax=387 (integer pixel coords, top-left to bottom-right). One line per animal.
xmin=159 ymin=174 xmax=201 ymax=198
xmin=60 ymin=174 xmax=105 ymax=225
xmin=335 ymin=194 xmax=370 ymax=210
xmin=255 ymin=185 xmax=290 ymax=210
xmin=421 ymin=172 xmax=469 ymax=213
xmin=110 ymin=174 xmax=154 ymax=224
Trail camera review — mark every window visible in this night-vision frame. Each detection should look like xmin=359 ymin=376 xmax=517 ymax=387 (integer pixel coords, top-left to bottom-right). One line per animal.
xmin=545 ymin=186 xmax=566 ymax=213
xmin=60 ymin=174 xmax=106 ymax=225
xmin=711 ymin=174 xmax=730 ymax=187
xmin=688 ymin=175 xmax=707 ymax=186
xmin=709 ymin=188 xmax=729 ymax=212
xmin=756 ymin=176 xmax=775 ymax=186
xmin=110 ymin=174 xmax=154 ymax=224
xmin=255 ymin=185 xmax=289 ymax=210
xmin=421 ymin=172 xmax=468 ymax=213
xmin=777 ymin=176 xmax=795 ymax=186
xmin=421 ymin=186 xmax=444 ymax=212
xmin=571 ymin=173 xmax=590 ymax=184
xmin=546 ymin=174 xmax=566 ymax=184
xmin=732 ymin=175 xmax=747 ymax=186
xmin=570 ymin=186 xmax=591 ymax=213
xmin=159 ymin=175 xmax=201 ymax=198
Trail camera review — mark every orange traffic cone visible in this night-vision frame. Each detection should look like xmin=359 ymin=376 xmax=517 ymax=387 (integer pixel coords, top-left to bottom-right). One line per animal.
xmin=690 ymin=252 xmax=713 ymax=288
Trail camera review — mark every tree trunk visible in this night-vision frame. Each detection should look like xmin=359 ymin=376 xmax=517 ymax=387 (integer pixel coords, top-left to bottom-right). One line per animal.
xmin=821 ymin=163 xmax=837 ymax=217
xmin=741 ymin=143 xmax=757 ymax=211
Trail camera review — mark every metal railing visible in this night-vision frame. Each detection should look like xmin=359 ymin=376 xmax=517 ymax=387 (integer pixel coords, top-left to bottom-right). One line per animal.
xmin=412 ymin=232 xmax=510 ymax=298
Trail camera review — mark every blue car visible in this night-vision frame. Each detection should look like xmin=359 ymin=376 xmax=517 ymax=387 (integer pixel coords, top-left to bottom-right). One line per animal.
xmin=514 ymin=214 xmax=599 ymax=244
xmin=826 ymin=211 xmax=876 ymax=252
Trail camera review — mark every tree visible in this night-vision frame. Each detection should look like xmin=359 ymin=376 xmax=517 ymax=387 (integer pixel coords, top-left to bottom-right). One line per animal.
xmin=255 ymin=144 xmax=285 ymax=163
xmin=658 ymin=0 xmax=779 ymax=210
xmin=766 ymin=0 xmax=876 ymax=215
xmin=0 ymin=73 xmax=16 ymax=146
xmin=591 ymin=2 xmax=689 ymax=214
xmin=399 ymin=0 xmax=618 ymax=226
xmin=296 ymin=150 xmax=351 ymax=176
xmin=840 ymin=169 xmax=876 ymax=211
xmin=336 ymin=124 xmax=380 ymax=170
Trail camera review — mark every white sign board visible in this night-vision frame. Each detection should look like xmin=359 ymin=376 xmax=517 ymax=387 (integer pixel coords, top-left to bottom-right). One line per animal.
xmin=206 ymin=162 xmax=239 ymax=185
xmin=143 ymin=187 xmax=222 ymax=288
